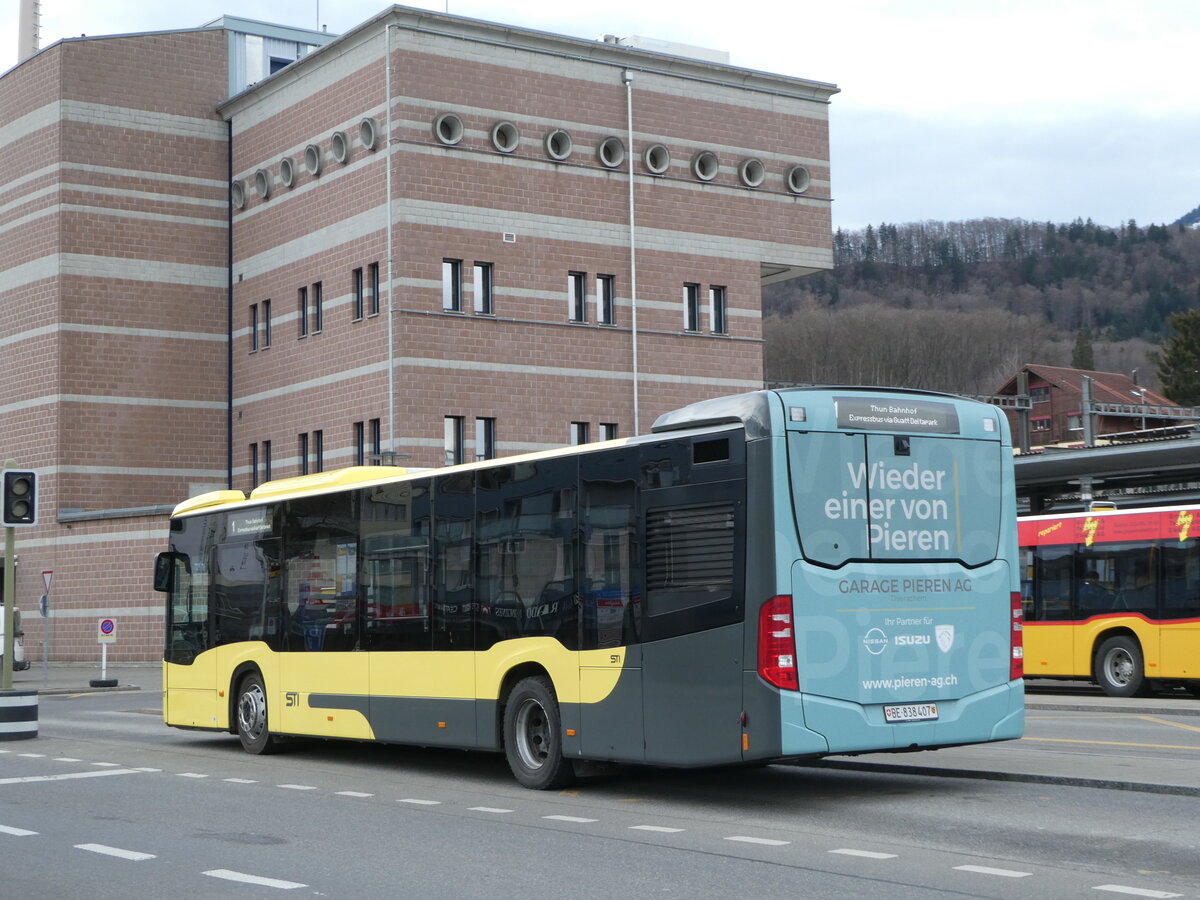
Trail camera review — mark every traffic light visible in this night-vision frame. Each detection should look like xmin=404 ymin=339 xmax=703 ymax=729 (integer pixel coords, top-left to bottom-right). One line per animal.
xmin=2 ymin=470 xmax=37 ymax=526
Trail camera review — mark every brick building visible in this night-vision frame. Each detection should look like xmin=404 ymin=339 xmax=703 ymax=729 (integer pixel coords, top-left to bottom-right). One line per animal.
xmin=994 ymin=364 xmax=1180 ymax=449
xmin=0 ymin=7 xmax=837 ymax=660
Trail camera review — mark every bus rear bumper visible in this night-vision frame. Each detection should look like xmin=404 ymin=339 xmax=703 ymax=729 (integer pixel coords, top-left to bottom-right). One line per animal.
xmin=790 ymin=681 xmax=1025 ymax=755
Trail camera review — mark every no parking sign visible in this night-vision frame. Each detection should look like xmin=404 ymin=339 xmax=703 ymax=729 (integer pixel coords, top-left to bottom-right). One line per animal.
xmin=97 ymin=618 xmax=117 ymax=644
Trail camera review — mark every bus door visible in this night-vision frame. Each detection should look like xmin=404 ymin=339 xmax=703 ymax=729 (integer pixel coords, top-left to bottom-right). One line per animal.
xmin=788 ymin=425 xmax=1010 ymax=747
xmin=277 ymin=494 xmax=371 ymax=740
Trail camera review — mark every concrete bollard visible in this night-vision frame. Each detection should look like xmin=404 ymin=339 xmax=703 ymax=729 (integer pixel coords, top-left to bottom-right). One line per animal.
xmin=0 ymin=689 xmax=38 ymax=740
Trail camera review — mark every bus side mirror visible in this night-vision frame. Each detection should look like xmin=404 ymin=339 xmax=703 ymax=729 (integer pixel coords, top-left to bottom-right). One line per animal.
xmin=154 ymin=552 xmax=176 ymax=593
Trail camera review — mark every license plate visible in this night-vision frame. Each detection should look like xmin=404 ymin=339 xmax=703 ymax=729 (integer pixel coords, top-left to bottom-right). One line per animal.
xmin=883 ymin=703 xmax=938 ymax=723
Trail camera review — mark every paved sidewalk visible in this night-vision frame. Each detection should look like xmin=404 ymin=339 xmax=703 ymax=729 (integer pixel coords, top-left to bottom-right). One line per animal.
xmin=10 ymin=661 xmax=160 ymax=695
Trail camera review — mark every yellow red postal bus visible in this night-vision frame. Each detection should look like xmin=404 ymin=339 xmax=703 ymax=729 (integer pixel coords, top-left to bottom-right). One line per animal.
xmin=1020 ymin=505 xmax=1200 ymax=697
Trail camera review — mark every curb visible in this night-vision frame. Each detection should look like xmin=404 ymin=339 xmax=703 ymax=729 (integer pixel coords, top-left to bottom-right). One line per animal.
xmin=796 ymin=758 xmax=1200 ymax=798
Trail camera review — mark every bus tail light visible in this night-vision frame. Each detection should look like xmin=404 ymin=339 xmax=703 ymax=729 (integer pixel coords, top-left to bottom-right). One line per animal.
xmin=759 ymin=595 xmax=799 ymax=691
xmin=1010 ymin=591 xmax=1024 ymax=681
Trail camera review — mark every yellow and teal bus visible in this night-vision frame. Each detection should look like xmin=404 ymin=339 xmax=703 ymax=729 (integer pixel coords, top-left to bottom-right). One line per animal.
xmin=155 ymin=387 xmax=1024 ymax=788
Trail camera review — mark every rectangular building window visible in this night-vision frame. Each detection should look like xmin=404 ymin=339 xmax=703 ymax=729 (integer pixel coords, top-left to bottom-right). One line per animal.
xmin=368 ymin=262 xmax=380 ymax=316
xmin=369 ymin=417 xmax=382 ymax=464
xmin=352 ymin=268 xmax=364 ymax=320
xmin=709 ymin=285 xmax=727 ymax=334
xmin=597 ymin=274 xmax=615 ymax=325
xmin=354 ymin=421 xmax=365 ymax=466
xmin=683 ymin=283 xmax=701 ymax=332
xmin=299 ymin=432 xmax=309 ymax=475
xmin=444 ymin=415 xmax=464 ymax=466
xmin=600 ymin=422 xmax=618 ymax=441
xmin=249 ymin=304 xmax=259 ymax=352
xmin=473 ymin=262 xmax=494 ymax=314
xmin=568 ymin=271 xmax=587 ymax=322
xmin=443 ymin=259 xmax=462 ymax=311
xmin=311 ymin=281 xmax=323 ymax=333
xmin=313 ymin=429 xmax=324 ymax=473
xmin=261 ymin=299 xmax=272 ymax=348
xmin=262 ymin=440 xmax=272 ymax=484
xmin=249 ymin=443 xmax=259 ymax=489
xmin=1031 ymin=386 xmax=1051 ymax=403
xmin=298 ymin=286 xmax=309 ymax=337
xmin=570 ymin=421 xmax=590 ymax=445
xmin=475 ymin=417 xmax=496 ymax=461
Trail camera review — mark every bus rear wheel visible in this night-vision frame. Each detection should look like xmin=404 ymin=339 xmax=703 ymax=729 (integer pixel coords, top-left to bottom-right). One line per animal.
xmin=236 ymin=672 xmax=279 ymax=754
xmin=1093 ymin=636 xmax=1148 ymax=698
xmin=503 ymin=676 xmax=573 ymax=790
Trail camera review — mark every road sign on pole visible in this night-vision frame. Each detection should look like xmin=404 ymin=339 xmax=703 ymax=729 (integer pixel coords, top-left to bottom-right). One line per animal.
xmin=97 ymin=618 xmax=117 ymax=644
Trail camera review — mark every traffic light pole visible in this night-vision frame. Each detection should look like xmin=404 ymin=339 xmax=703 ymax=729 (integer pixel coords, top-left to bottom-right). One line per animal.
xmin=2 ymin=524 xmax=14 ymax=692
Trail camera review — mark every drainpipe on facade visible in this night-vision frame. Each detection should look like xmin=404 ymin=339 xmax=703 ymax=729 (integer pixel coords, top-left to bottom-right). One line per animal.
xmin=623 ymin=70 xmax=640 ymax=435
xmin=385 ymin=22 xmax=397 ymax=459
xmin=226 ymin=120 xmax=234 ymax=488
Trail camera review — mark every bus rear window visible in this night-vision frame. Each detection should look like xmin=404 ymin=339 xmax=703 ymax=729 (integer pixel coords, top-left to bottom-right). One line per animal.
xmin=788 ymin=431 xmax=1003 ymax=567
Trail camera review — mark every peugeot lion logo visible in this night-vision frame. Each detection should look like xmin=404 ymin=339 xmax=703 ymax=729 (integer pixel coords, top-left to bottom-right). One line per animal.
xmin=935 ymin=624 xmax=955 ymax=654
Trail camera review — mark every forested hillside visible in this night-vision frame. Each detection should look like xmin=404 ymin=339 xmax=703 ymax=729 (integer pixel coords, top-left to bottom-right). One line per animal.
xmin=763 ymin=218 xmax=1200 ymax=395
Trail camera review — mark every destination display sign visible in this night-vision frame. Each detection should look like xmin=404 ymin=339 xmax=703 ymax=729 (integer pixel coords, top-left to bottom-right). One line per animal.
xmin=835 ymin=397 xmax=960 ymax=434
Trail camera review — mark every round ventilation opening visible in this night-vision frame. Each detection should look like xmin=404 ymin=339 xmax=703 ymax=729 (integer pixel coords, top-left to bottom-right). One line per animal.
xmin=597 ymin=136 xmax=625 ymax=168
xmin=544 ymin=128 xmax=573 ymax=161
xmin=360 ymin=117 xmax=378 ymax=151
xmin=643 ymin=143 xmax=670 ymax=175
xmin=304 ymin=144 xmax=322 ymax=176
xmin=279 ymin=156 xmax=295 ymax=188
xmin=331 ymin=131 xmax=349 ymax=164
xmin=254 ymin=168 xmax=271 ymax=199
xmin=491 ymin=121 xmax=520 ymax=153
xmin=230 ymin=180 xmax=245 ymax=209
xmin=691 ymin=150 xmax=719 ymax=182
xmin=785 ymin=164 xmax=811 ymax=194
xmin=433 ymin=112 xmax=464 ymax=146
xmin=738 ymin=158 xmax=765 ymax=188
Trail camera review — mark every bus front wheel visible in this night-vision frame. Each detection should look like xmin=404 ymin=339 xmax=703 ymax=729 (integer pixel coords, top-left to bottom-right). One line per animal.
xmin=503 ymin=676 xmax=573 ymax=790
xmin=1093 ymin=636 xmax=1148 ymax=698
xmin=236 ymin=672 xmax=278 ymax=754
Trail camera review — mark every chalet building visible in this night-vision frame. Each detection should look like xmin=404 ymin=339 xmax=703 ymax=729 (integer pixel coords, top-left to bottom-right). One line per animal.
xmin=994 ymin=364 xmax=1181 ymax=449
xmin=0 ymin=7 xmax=837 ymax=659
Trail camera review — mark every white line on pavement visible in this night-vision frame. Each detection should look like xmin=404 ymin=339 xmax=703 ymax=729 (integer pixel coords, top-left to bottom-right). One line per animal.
xmin=75 ymin=843 xmax=156 ymax=861
xmin=204 ymin=869 xmax=306 ymax=890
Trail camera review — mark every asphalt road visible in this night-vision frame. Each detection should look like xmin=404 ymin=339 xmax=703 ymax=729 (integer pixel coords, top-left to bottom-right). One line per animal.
xmin=1 ymin=673 xmax=1197 ymax=899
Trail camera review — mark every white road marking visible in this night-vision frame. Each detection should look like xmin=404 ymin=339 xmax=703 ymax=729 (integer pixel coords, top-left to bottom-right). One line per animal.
xmin=18 ymin=753 xmax=46 ymax=758
xmin=830 ymin=848 xmax=898 ymax=860
xmin=336 ymin=791 xmax=373 ymax=797
xmin=177 ymin=772 xmax=208 ymax=778
xmin=277 ymin=784 xmax=317 ymax=791
xmin=398 ymin=798 xmax=441 ymax=805
xmin=725 ymin=836 xmax=790 ymax=846
xmin=224 ymin=778 xmax=257 ymax=784
xmin=469 ymin=807 xmax=513 ymax=814
xmin=75 ymin=843 xmax=156 ymax=861
xmin=204 ymin=869 xmax=306 ymax=890
xmin=53 ymin=757 xmax=82 ymax=762
xmin=954 ymin=865 xmax=1032 ymax=878
xmin=630 ymin=825 xmax=685 ymax=833
xmin=0 ymin=768 xmax=142 ymax=785
xmin=91 ymin=762 xmax=121 ymax=768
xmin=0 ymin=825 xmax=38 ymax=836
xmin=543 ymin=815 xmax=598 ymax=823
xmin=1094 ymin=887 xmax=1183 ymax=899
xmin=132 ymin=768 xmax=162 ymax=773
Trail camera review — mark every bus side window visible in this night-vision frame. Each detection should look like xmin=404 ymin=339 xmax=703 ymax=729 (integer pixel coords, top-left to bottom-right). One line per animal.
xmin=1163 ymin=541 xmax=1200 ymax=618
xmin=1032 ymin=545 xmax=1072 ymax=620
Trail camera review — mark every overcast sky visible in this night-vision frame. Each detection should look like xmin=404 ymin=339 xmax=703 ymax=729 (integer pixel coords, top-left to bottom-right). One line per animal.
xmin=3 ymin=0 xmax=1197 ymax=231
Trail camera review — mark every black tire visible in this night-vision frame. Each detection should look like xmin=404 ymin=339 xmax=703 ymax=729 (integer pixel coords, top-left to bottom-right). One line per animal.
xmin=1093 ymin=636 xmax=1148 ymax=698
xmin=236 ymin=672 xmax=278 ymax=754
xmin=503 ymin=676 xmax=573 ymax=790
